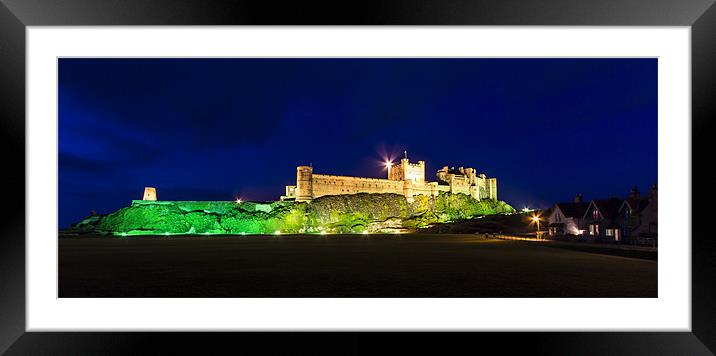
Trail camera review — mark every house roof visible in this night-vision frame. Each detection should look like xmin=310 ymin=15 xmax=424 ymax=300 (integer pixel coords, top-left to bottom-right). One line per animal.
xmin=589 ymin=198 xmax=623 ymax=219
xmin=555 ymin=202 xmax=589 ymax=218
xmin=621 ymin=197 xmax=650 ymax=214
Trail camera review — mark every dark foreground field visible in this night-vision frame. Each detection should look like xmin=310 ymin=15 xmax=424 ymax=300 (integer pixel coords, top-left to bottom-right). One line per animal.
xmin=59 ymin=234 xmax=657 ymax=298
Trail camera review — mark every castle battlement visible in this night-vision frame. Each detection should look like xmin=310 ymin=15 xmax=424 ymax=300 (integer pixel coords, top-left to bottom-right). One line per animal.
xmin=281 ymin=155 xmax=497 ymax=203
xmin=311 ymin=174 xmax=394 ymax=182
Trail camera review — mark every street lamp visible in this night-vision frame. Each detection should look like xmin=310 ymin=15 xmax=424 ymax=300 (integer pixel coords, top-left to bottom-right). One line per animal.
xmin=531 ymin=214 xmax=541 ymax=238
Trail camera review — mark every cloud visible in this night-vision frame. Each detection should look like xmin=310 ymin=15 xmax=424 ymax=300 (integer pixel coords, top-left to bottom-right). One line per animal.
xmin=59 ymin=152 xmax=110 ymax=174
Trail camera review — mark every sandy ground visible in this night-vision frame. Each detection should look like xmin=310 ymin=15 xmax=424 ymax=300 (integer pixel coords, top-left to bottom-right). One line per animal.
xmin=59 ymin=234 xmax=657 ymax=298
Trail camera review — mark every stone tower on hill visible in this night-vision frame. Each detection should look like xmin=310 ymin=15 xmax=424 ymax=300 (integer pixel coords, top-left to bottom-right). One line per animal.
xmin=142 ymin=187 xmax=157 ymax=201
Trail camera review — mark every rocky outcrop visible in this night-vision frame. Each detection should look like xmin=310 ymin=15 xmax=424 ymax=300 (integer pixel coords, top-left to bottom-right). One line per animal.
xmin=68 ymin=192 xmax=515 ymax=236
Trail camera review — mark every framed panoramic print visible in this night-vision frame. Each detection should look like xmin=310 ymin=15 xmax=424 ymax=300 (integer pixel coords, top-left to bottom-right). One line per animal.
xmin=2 ymin=0 xmax=715 ymax=354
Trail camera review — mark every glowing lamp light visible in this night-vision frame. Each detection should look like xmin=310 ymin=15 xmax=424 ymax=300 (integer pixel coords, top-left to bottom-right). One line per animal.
xmin=274 ymin=230 xmax=281 ymax=235
xmin=320 ymin=230 xmax=327 ymax=235
xmin=240 ymin=232 xmax=246 ymax=236
xmin=121 ymin=232 xmax=127 ymax=237
xmin=362 ymin=230 xmax=369 ymax=235
xmin=235 ymin=198 xmax=243 ymax=204
xmin=531 ymin=215 xmax=540 ymax=223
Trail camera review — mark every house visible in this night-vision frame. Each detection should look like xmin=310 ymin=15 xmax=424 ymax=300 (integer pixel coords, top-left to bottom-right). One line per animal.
xmin=545 ymin=185 xmax=658 ymax=245
xmin=546 ymin=194 xmax=589 ymax=237
xmin=616 ymin=185 xmax=658 ymax=244
xmin=583 ymin=197 xmax=624 ymax=242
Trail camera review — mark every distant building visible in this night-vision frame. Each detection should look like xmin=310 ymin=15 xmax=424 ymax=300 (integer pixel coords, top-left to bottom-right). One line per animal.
xmin=142 ymin=187 xmax=157 ymax=201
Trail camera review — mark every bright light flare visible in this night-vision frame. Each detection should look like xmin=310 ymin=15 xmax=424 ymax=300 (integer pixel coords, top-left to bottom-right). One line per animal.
xmin=235 ymin=198 xmax=243 ymax=204
xmin=528 ymin=213 xmax=542 ymax=227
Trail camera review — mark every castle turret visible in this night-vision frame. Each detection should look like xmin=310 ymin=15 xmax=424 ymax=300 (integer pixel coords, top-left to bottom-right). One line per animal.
xmin=464 ymin=168 xmax=475 ymax=182
xmin=142 ymin=187 xmax=157 ymax=201
xmin=295 ymin=166 xmax=313 ymax=202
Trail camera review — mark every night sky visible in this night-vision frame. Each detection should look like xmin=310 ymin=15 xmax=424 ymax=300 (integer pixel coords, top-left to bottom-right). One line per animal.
xmin=59 ymin=58 xmax=657 ymax=228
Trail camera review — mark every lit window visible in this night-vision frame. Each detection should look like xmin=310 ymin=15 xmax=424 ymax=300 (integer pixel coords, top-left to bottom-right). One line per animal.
xmin=589 ymin=225 xmax=594 ymax=235
xmin=606 ymin=229 xmax=613 ymax=236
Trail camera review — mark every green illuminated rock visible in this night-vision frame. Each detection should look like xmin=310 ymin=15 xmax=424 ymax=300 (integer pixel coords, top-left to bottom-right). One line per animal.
xmin=68 ymin=192 xmax=515 ymax=236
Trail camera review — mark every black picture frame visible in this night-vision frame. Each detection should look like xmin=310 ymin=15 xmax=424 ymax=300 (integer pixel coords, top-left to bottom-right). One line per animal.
xmin=1 ymin=0 xmax=714 ymax=354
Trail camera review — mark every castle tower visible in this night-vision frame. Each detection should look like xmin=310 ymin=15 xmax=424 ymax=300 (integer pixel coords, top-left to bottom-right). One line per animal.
xmin=142 ymin=187 xmax=157 ymax=201
xmin=417 ymin=160 xmax=426 ymax=182
xmin=295 ymin=166 xmax=313 ymax=202
xmin=487 ymin=178 xmax=497 ymax=200
xmin=390 ymin=158 xmax=425 ymax=182
xmin=464 ymin=168 xmax=475 ymax=183
xmin=400 ymin=158 xmax=409 ymax=180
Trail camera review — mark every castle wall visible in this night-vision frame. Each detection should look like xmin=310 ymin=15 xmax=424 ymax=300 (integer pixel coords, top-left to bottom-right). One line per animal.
xmin=407 ymin=181 xmax=441 ymax=198
xmin=311 ymin=174 xmax=404 ymax=198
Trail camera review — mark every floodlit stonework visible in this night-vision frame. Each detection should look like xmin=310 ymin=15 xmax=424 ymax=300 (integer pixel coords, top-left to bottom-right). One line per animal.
xmin=282 ymin=157 xmax=497 ymax=202
xmin=142 ymin=187 xmax=157 ymax=201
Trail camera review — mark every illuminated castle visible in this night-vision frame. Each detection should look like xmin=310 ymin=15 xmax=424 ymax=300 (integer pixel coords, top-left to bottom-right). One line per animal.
xmin=282 ymin=153 xmax=497 ymax=203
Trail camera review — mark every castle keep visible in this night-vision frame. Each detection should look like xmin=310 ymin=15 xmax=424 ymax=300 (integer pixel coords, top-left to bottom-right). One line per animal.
xmin=281 ymin=156 xmax=497 ymax=203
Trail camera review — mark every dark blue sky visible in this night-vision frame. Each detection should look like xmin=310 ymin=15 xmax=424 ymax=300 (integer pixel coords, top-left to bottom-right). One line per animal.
xmin=59 ymin=58 xmax=657 ymax=227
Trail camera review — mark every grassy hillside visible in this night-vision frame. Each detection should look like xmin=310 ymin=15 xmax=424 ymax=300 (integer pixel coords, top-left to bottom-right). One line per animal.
xmin=67 ymin=192 xmax=515 ymax=236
